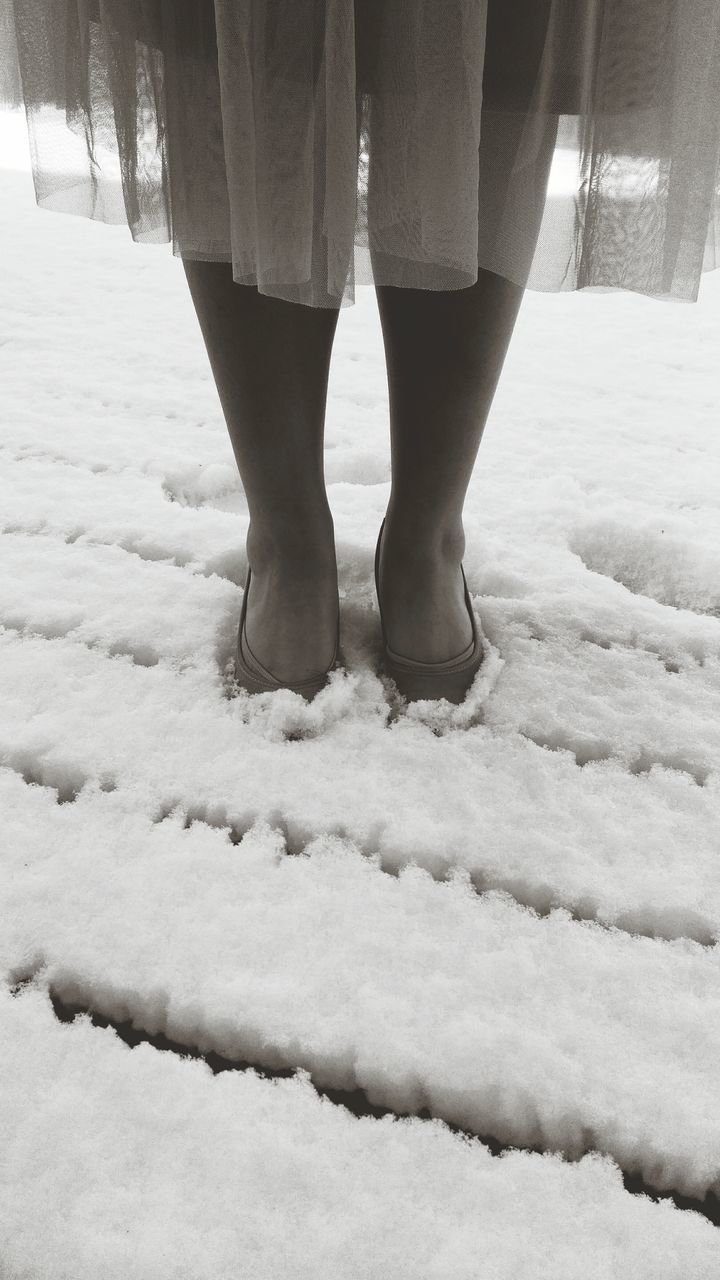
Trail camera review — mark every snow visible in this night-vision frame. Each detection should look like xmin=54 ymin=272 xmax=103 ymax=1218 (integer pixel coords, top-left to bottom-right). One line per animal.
xmin=4 ymin=786 xmax=720 ymax=1198
xmin=1 ymin=107 xmax=720 ymax=1275
xmin=4 ymin=986 xmax=717 ymax=1280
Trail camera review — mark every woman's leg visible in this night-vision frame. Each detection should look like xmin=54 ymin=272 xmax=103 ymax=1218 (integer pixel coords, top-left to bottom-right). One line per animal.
xmin=373 ymin=0 xmax=558 ymax=664
xmin=373 ymin=272 xmax=525 ymax=662
xmin=182 ymin=261 xmax=340 ymax=681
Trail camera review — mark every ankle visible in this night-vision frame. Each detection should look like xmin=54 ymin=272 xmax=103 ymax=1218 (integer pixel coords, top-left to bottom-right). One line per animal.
xmin=382 ymin=509 xmax=466 ymax=564
xmin=247 ymin=507 xmax=336 ymax=575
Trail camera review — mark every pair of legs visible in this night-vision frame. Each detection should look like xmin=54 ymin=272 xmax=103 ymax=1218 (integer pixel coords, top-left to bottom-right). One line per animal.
xmin=181 ymin=2 xmax=559 ymax=683
xmin=182 ymin=259 xmax=525 ymax=680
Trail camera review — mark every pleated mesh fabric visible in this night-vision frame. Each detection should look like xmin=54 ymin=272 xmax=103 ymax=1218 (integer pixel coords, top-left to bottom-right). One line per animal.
xmin=2 ymin=0 xmax=720 ymax=306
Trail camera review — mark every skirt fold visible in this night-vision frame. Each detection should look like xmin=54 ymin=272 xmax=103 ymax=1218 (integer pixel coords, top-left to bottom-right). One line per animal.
xmin=1 ymin=0 xmax=719 ymax=306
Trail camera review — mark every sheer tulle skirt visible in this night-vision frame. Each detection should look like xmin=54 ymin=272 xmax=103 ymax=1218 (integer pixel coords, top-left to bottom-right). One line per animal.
xmin=2 ymin=0 xmax=720 ymax=306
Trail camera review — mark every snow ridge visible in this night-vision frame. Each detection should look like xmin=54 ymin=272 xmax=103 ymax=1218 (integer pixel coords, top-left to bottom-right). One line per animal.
xmin=7 ymin=976 xmax=720 ymax=1230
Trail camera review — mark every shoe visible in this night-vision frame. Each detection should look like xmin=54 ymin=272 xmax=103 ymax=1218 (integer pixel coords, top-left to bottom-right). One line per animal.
xmin=235 ymin=564 xmax=340 ymax=700
xmin=374 ymin=517 xmax=484 ymax=705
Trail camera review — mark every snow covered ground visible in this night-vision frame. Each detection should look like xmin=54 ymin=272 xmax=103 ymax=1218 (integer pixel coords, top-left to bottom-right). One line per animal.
xmin=1 ymin=107 xmax=720 ymax=1276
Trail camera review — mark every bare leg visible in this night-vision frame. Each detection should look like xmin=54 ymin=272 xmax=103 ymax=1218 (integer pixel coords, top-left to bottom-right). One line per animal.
xmin=181 ymin=261 xmax=340 ymax=680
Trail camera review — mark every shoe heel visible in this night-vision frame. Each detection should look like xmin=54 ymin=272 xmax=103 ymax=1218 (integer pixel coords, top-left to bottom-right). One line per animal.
xmin=235 ymin=565 xmax=341 ymax=701
xmin=374 ymin=518 xmax=484 ymax=705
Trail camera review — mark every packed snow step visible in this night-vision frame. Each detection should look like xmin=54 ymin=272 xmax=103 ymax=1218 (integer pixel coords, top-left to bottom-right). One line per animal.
xmin=569 ymin=516 xmax=720 ymax=617
xmin=1 ymin=617 xmax=718 ymax=941
xmin=3 ymin=783 xmax=720 ymax=1198
xmin=0 ymin=530 xmax=238 ymax=668
xmin=483 ymin=631 xmax=718 ymax=786
xmin=1 ymin=987 xmax=717 ymax=1280
xmin=0 ymin=453 xmax=236 ymax=574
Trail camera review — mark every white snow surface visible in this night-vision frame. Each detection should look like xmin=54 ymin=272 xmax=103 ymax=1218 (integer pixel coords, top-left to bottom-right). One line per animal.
xmin=1 ymin=109 xmax=720 ymax=1276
